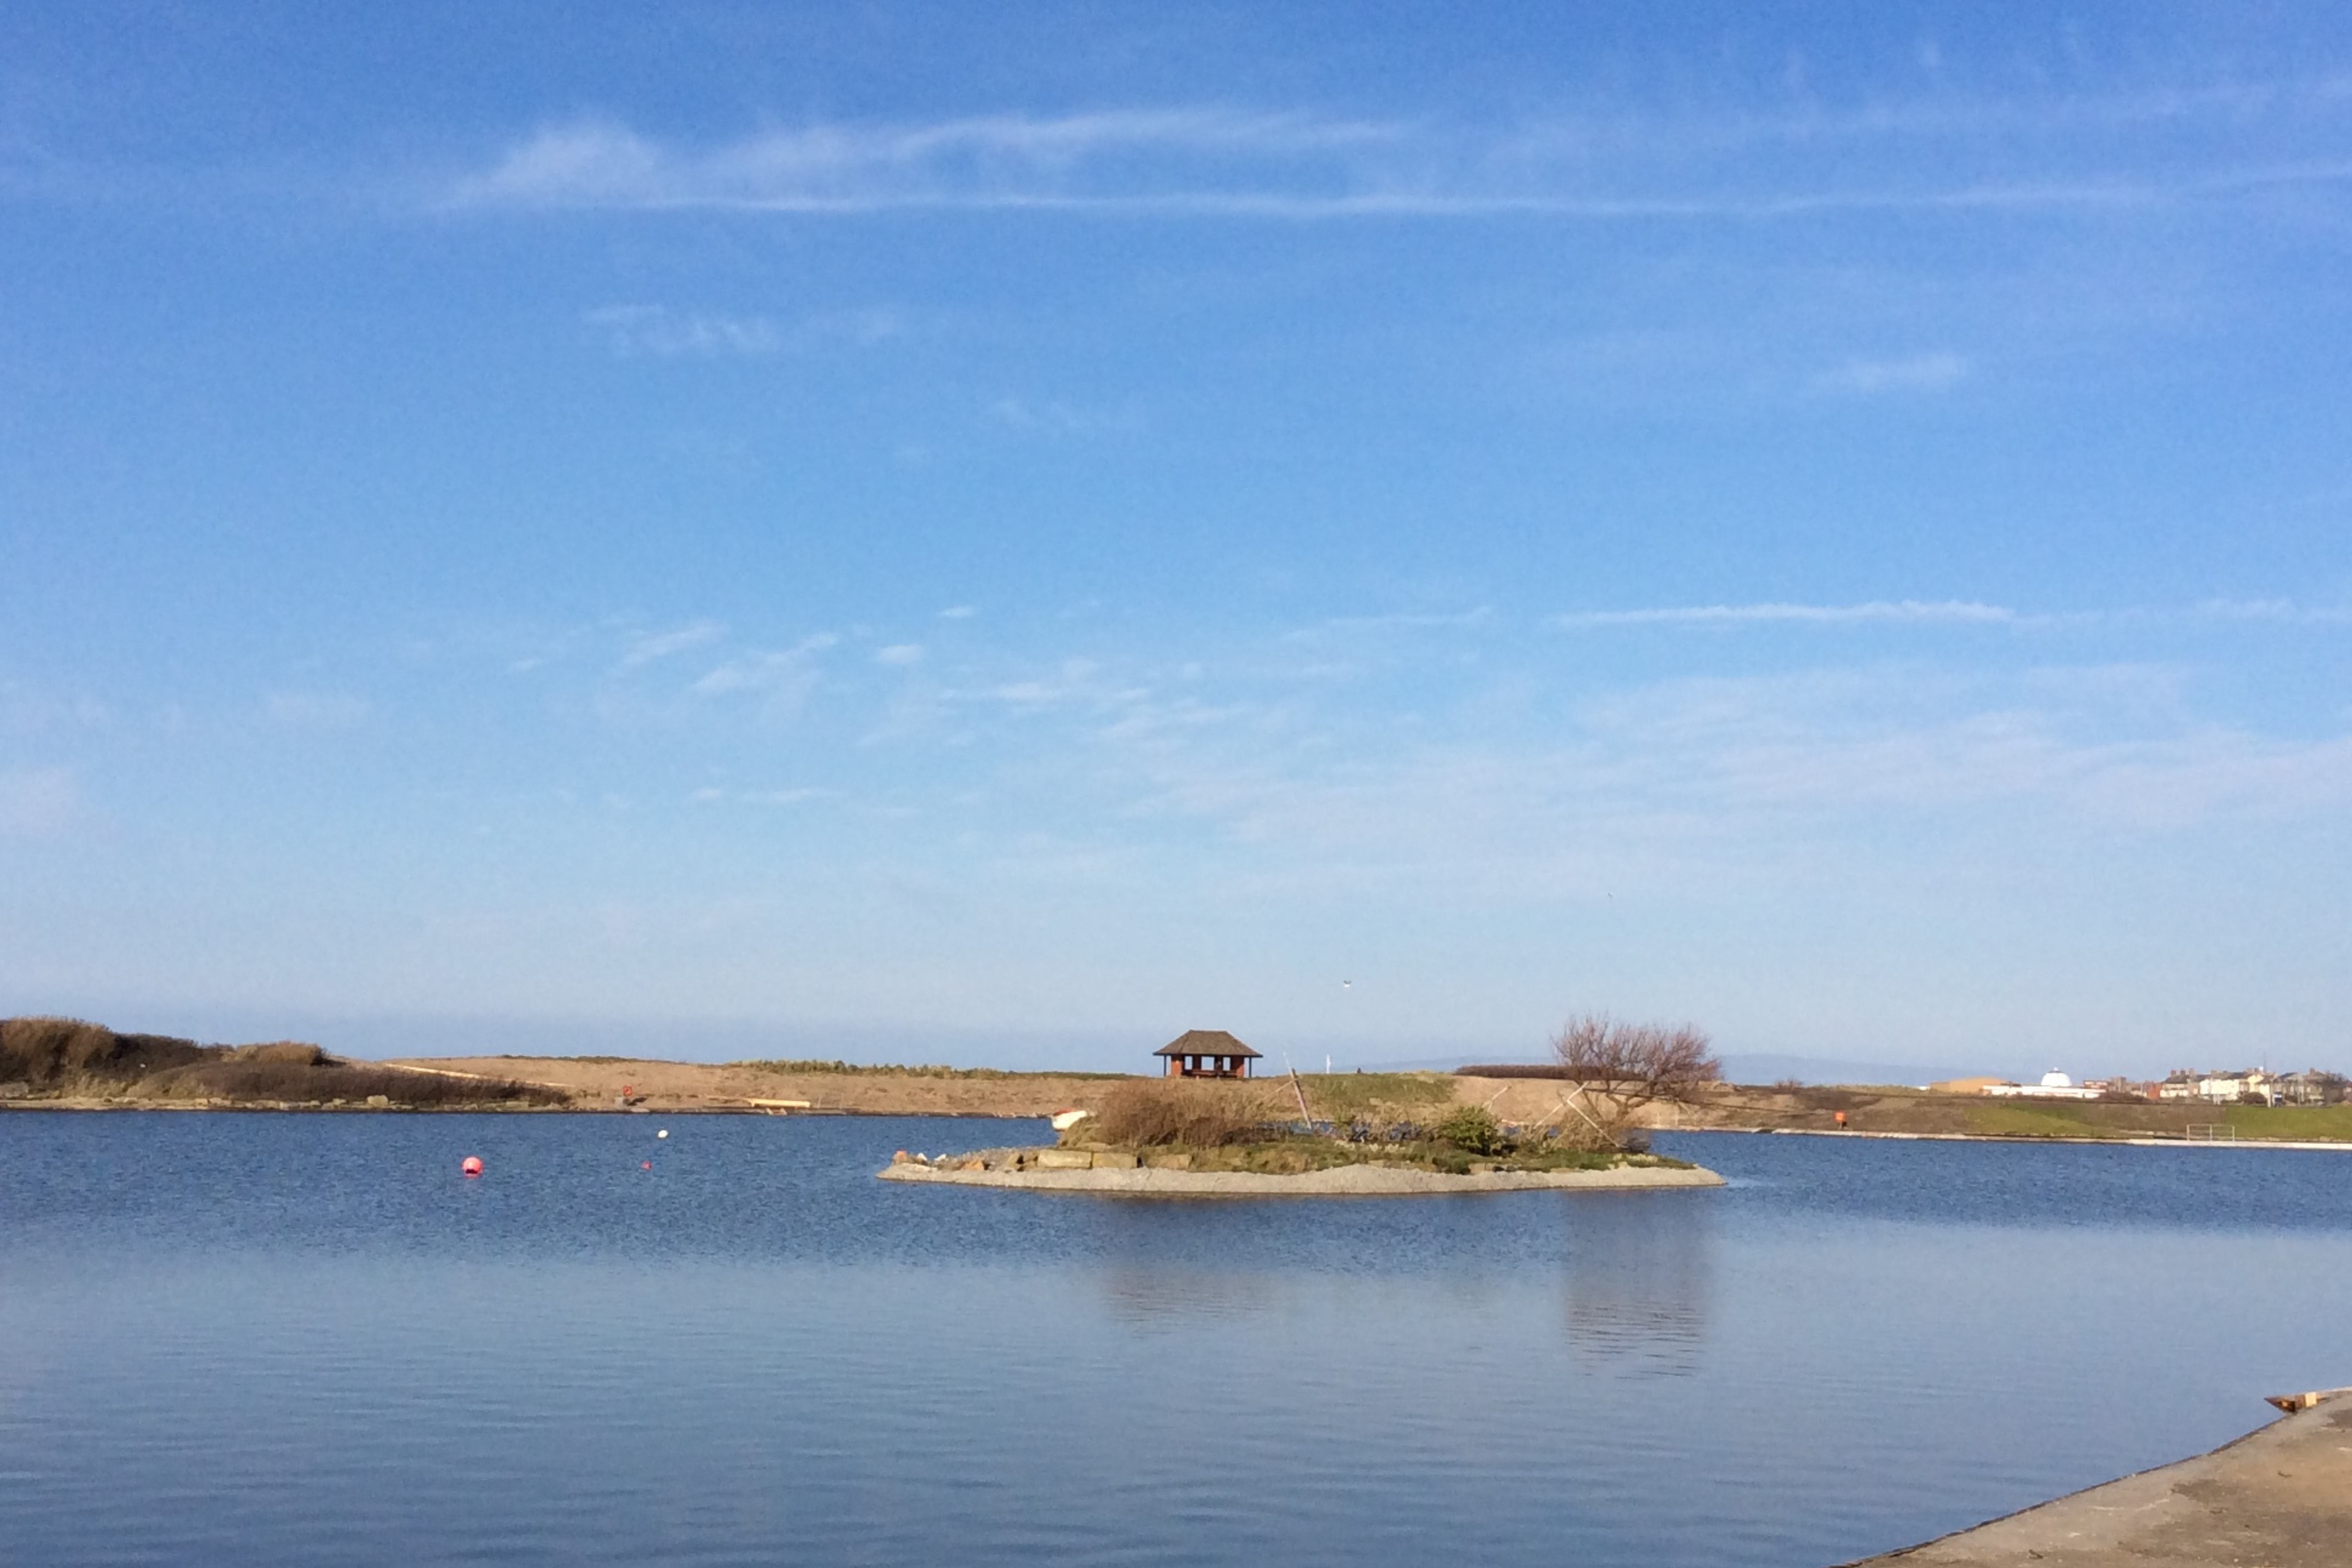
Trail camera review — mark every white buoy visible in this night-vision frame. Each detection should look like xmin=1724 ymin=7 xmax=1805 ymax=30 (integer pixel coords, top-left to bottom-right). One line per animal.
xmin=656 ymin=1129 xmax=669 ymax=1139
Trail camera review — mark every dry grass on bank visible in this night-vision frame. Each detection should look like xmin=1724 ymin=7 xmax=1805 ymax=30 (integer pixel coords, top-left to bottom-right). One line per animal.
xmin=2 ymin=1016 xmax=212 ymax=1087
xmin=728 ymin=1058 xmax=1128 ymax=1080
xmin=1289 ymin=1071 xmax=1455 ymax=1122
xmin=1 ymin=1016 xmax=567 ymax=1107
xmin=134 ymin=1059 xmax=568 ymax=1107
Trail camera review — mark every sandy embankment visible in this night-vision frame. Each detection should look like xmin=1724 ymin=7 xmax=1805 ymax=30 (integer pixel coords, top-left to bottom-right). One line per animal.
xmin=1844 ymin=1391 xmax=2351 ymax=1567
xmin=379 ymin=1058 xmax=1710 ymax=1122
xmin=380 ymin=1056 xmax=1121 ymax=1116
xmin=878 ymin=1157 xmax=1724 ymax=1196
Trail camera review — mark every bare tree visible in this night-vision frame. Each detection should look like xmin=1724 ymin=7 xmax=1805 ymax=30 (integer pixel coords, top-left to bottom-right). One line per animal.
xmin=1546 ymin=1012 xmax=1722 ymax=1144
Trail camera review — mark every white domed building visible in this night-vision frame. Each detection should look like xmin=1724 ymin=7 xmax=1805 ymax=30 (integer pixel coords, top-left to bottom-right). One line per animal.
xmin=1995 ymin=1070 xmax=2099 ymax=1101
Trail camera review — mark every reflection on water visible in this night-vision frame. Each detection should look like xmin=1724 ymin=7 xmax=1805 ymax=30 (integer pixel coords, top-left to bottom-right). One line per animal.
xmin=1099 ymin=1264 xmax=1283 ymax=1325
xmin=1561 ymin=1192 xmax=1715 ymax=1375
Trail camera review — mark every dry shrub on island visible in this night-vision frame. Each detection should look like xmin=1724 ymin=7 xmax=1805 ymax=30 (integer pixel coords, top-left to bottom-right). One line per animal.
xmin=1085 ymin=1077 xmax=1287 ymax=1148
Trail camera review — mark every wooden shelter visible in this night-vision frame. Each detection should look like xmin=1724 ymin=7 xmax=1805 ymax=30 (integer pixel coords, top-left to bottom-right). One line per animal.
xmin=1154 ymin=1030 xmax=1261 ymax=1080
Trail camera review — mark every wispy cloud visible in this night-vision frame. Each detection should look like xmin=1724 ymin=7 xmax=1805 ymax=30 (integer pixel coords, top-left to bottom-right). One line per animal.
xmin=1074 ymin=659 xmax=2352 ymax=911
xmin=1813 ymin=351 xmax=1970 ymax=395
xmin=874 ymin=644 xmax=924 ymax=667
xmin=688 ymin=785 xmax=831 ymax=806
xmin=691 ymin=634 xmax=840 ymax=713
xmin=621 ymin=620 xmax=726 ymax=667
xmin=265 ymin=690 xmax=370 ymax=726
xmin=2189 ymin=597 xmax=2352 ymax=625
xmin=0 ymin=677 xmax=111 ymax=733
xmin=588 ymin=305 xmax=781 ymax=357
xmin=1283 ymin=608 xmax=1495 ymax=643
xmin=450 ymin=110 xmax=1395 ymax=214
xmin=1569 ymin=668 xmax=2352 ymax=831
xmin=586 ymin=304 xmax=902 ymax=357
xmin=1551 ymin=597 xmax=2352 ymax=633
xmin=0 ymin=766 xmax=79 ymax=838
xmin=442 ymin=88 xmax=2352 ymax=220
xmin=986 ymin=396 xmax=1140 ymax=437
xmin=1552 ymin=599 xmax=2017 ymax=629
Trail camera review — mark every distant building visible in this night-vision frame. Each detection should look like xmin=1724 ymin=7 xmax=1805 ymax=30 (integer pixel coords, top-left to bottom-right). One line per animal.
xmin=2158 ymin=1069 xmax=2282 ymax=1104
xmin=1930 ymin=1074 xmax=2098 ymax=1099
xmin=1154 ymin=1030 xmax=1261 ymax=1080
xmin=1991 ymin=1071 xmax=2100 ymax=1101
xmin=1929 ymin=1076 xmax=2012 ymax=1095
xmin=2276 ymin=1071 xmax=2348 ymax=1106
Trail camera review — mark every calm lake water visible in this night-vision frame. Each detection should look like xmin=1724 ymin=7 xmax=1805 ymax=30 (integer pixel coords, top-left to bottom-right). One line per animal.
xmin=3 ymin=1114 xmax=2348 ymax=1567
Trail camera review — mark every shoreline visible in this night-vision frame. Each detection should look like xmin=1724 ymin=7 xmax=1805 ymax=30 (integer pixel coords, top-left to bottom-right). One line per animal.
xmin=5 ymin=1046 xmax=2345 ymax=1149
xmin=877 ymin=1159 xmax=1726 ymax=1196
xmin=1740 ymin=1126 xmax=2352 ymax=1153
xmin=1844 ymin=1390 xmax=2350 ymax=1566
xmin=8 ymin=1095 xmax=2351 ymax=1152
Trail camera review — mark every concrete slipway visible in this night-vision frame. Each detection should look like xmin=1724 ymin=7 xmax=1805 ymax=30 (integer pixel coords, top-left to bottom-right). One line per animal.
xmin=1845 ymin=1392 xmax=2352 ymax=1567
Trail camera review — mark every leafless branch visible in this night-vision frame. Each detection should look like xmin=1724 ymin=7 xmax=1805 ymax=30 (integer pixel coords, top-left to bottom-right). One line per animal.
xmin=1548 ymin=1012 xmax=1722 ymax=1111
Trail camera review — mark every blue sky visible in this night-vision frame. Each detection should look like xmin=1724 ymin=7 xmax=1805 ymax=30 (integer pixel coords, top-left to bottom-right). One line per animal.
xmin=3 ymin=3 xmax=2348 ymax=1075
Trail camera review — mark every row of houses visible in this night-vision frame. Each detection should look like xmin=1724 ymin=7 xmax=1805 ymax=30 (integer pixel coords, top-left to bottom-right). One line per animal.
xmin=2152 ymin=1068 xmax=2346 ymax=1105
xmin=1936 ymin=1069 xmax=2347 ymax=1105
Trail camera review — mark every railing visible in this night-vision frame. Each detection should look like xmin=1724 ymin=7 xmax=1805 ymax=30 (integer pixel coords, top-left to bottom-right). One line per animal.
xmin=2185 ymin=1123 xmax=2237 ymax=1142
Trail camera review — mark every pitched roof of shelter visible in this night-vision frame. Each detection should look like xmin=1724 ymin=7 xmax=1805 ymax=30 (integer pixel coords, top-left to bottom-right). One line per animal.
xmin=1154 ymin=1029 xmax=1260 ymax=1058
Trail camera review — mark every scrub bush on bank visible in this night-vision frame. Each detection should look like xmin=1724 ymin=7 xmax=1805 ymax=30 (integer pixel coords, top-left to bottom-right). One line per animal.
xmin=0 ymin=1016 xmax=566 ymax=1107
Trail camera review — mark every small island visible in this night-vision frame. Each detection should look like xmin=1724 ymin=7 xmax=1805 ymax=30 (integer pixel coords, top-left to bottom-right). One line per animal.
xmin=879 ymin=1030 xmax=1726 ymax=1196
xmin=879 ymin=1149 xmax=1723 ymax=1196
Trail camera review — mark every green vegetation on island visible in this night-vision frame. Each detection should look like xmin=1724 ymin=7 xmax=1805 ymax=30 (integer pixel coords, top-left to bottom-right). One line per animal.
xmin=1024 ymin=1062 xmax=1703 ymax=1178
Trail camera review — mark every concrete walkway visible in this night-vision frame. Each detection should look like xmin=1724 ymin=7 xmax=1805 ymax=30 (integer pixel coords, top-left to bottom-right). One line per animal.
xmin=1845 ymin=1393 xmax=2352 ymax=1567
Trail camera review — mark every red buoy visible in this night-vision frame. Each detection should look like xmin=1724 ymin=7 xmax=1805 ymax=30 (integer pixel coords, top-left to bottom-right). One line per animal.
xmin=641 ymin=1160 xmax=652 ymax=1170
xmin=461 ymin=1156 xmax=484 ymax=1177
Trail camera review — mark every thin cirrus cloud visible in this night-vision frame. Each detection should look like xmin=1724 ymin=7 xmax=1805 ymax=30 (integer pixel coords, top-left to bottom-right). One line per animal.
xmin=1552 ymin=599 xmax=2018 ymax=629
xmin=448 ymin=110 xmax=1396 ymax=214
xmin=0 ymin=766 xmax=80 ymax=839
xmin=691 ymin=634 xmax=841 ymax=702
xmin=1813 ymin=352 xmax=1970 ymax=395
xmin=586 ymin=304 xmax=904 ymax=358
xmin=264 ymin=690 xmax=371 ymax=727
xmin=438 ymin=87 xmax=2352 ymax=219
xmin=688 ymin=786 xmax=830 ymax=806
xmin=588 ymin=305 xmax=780 ymax=357
xmin=620 ymin=620 xmax=727 ymax=667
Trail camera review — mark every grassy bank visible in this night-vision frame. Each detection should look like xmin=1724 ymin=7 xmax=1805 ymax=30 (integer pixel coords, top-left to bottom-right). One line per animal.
xmin=1697 ymin=1081 xmax=2352 ymax=1142
xmin=1962 ymin=1099 xmax=2352 ymax=1142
